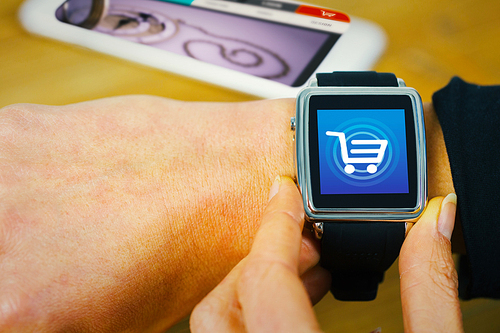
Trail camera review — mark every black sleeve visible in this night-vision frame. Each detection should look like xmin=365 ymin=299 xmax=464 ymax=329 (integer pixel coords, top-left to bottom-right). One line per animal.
xmin=432 ymin=77 xmax=500 ymax=299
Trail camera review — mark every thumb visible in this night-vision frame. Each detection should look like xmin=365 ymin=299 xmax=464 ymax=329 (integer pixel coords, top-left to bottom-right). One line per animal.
xmin=399 ymin=195 xmax=464 ymax=333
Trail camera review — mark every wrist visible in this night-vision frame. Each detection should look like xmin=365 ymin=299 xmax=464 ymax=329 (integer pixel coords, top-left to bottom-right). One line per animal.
xmin=154 ymin=98 xmax=297 ymax=325
xmin=423 ymin=102 xmax=455 ymax=198
xmin=263 ymin=100 xmax=456 ymax=197
xmin=157 ymin=98 xmax=456 ymax=325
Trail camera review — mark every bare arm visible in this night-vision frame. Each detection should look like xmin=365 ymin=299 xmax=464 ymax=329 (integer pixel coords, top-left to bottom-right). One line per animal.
xmin=0 ymin=96 xmax=305 ymax=331
xmin=0 ymin=96 xmax=454 ymax=331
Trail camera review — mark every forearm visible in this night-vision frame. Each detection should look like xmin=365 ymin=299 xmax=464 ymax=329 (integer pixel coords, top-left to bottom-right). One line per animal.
xmin=0 ymin=96 xmax=454 ymax=331
xmin=0 ymin=96 xmax=300 ymax=331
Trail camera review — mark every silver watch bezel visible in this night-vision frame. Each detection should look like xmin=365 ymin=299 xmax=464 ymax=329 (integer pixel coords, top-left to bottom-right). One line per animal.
xmin=294 ymin=82 xmax=427 ymax=223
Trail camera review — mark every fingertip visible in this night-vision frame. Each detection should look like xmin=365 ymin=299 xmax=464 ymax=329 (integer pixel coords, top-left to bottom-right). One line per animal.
xmin=406 ymin=196 xmax=444 ymax=238
xmin=400 ymin=196 xmax=444 ymax=266
xmin=441 ymin=192 xmax=457 ymax=206
xmin=406 ymin=195 xmax=457 ymax=242
xmin=268 ymin=176 xmax=281 ymax=202
xmin=264 ymin=175 xmax=304 ymax=225
xmin=276 ymin=175 xmax=299 ymax=189
xmin=437 ymin=193 xmax=457 ymax=241
xmin=424 ymin=196 xmax=445 ymax=220
xmin=268 ymin=176 xmax=298 ymax=201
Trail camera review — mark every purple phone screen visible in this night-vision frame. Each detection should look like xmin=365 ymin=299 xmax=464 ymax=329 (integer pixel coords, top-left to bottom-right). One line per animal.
xmin=57 ymin=0 xmax=344 ymax=86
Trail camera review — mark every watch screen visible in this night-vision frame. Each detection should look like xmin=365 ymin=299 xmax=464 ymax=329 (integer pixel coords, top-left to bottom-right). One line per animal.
xmin=308 ymin=95 xmax=418 ymax=208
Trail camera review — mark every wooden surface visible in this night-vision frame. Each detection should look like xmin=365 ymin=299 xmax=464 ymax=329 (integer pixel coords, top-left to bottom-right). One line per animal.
xmin=2 ymin=0 xmax=500 ymax=331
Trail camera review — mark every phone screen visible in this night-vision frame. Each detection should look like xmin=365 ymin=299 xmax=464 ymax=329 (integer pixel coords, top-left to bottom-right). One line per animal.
xmin=56 ymin=0 xmax=350 ymax=87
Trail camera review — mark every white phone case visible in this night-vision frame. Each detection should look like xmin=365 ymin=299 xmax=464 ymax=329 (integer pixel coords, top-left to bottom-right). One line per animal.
xmin=19 ymin=0 xmax=387 ymax=98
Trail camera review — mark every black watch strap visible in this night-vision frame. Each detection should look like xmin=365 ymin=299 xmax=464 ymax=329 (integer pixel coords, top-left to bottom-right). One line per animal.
xmin=321 ymin=222 xmax=405 ymax=301
xmin=316 ymin=71 xmax=405 ymax=301
xmin=316 ymin=71 xmax=399 ymax=87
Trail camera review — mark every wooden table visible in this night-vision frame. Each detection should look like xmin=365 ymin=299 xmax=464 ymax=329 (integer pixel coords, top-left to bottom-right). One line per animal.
xmin=2 ymin=0 xmax=500 ymax=331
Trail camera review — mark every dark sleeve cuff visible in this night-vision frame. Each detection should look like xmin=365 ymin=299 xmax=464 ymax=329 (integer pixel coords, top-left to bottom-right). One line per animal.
xmin=432 ymin=77 xmax=500 ymax=299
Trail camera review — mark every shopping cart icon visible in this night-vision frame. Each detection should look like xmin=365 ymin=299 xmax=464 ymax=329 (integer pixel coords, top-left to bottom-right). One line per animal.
xmin=326 ymin=131 xmax=388 ymax=174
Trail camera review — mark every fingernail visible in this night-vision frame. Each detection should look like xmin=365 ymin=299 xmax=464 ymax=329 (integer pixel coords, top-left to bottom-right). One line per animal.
xmin=437 ymin=193 xmax=457 ymax=240
xmin=268 ymin=176 xmax=281 ymax=202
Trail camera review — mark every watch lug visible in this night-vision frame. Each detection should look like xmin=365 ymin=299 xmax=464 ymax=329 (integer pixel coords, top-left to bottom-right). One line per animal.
xmin=312 ymin=222 xmax=324 ymax=239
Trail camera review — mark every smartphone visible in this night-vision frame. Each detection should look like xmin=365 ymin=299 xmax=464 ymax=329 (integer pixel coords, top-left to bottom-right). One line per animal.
xmin=19 ymin=0 xmax=387 ymax=97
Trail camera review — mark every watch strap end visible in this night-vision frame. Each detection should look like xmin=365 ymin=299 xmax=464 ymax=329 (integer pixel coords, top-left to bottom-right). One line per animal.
xmin=330 ymin=271 xmax=384 ymax=301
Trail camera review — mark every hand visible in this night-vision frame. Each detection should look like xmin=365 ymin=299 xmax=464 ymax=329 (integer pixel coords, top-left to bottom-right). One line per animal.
xmin=0 ymin=96 xmax=306 ymax=331
xmin=400 ymin=195 xmax=464 ymax=333
xmin=190 ymin=176 xmax=329 ymax=333
xmin=192 ymin=184 xmax=465 ymax=333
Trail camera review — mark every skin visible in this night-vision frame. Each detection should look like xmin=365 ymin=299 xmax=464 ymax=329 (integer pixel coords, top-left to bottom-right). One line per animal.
xmin=191 ymin=177 xmax=322 ymax=333
xmin=190 ymin=177 xmax=463 ymax=333
xmin=0 ymin=96 xmax=456 ymax=331
xmin=400 ymin=195 xmax=463 ymax=333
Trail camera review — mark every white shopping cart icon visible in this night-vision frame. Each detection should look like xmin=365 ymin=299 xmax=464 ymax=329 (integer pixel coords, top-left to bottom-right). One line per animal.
xmin=326 ymin=131 xmax=388 ymax=174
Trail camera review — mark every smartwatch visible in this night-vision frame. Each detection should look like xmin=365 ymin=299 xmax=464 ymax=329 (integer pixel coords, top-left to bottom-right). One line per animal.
xmin=292 ymin=71 xmax=427 ymax=301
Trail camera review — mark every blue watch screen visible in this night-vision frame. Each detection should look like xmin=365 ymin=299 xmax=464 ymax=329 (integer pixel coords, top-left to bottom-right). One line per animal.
xmin=308 ymin=94 xmax=418 ymax=209
xmin=317 ymin=109 xmax=409 ymax=195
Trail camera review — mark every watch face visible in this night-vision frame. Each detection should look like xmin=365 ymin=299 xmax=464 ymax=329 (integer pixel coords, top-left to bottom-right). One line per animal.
xmin=307 ymin=94 xmax=419 ymax=209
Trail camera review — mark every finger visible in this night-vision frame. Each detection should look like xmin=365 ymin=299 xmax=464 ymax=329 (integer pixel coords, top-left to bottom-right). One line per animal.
xmin=190 ymin=259 xmax=247 ymax=333
xmin=299 ymin=226 xmax=321 ymax=275
xmin=251 ymin=176 xmax=305 ymax=272
xmin=255 ymin=176 xmax=320 ymax=275
xmin=237 ymin=176 xmax=321 ymax=333
xmin=399 ymin=195 xmax=463 ymax=333
xmin=301 ymin=264 xmax=331 ymax=305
